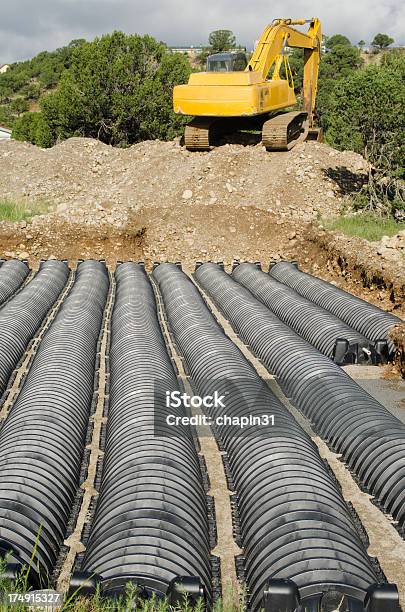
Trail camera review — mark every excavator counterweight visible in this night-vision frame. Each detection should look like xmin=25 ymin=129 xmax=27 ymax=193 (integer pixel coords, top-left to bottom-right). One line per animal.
xmin=173 ymin=18 xmax=322 ymax=151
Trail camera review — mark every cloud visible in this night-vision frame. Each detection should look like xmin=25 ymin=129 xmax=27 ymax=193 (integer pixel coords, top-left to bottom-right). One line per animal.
xmin=0 ymin=0 xmax=404 ymax=62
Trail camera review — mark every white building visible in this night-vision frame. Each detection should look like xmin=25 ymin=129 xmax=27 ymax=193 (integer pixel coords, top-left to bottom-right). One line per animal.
xmin=0 ymin=125 xmax=11 ymax=139
xmin=0 ymin=64 xmax=10 ymax=74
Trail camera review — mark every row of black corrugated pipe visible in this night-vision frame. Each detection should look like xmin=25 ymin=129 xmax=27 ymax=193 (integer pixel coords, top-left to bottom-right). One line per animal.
xmin=195 ymin=263 xmax=405 ymax=538
xmin=269 ymin=261 xmax=401 ymax=356
xmin=73 ymin=263 xmax=213 ymax=605
xmin=0 ymin=261 xmax=109 ymax=585
xmin=0 ymin=259 xmax=30 ymax=306
xmin=232 ymin=263 xmax=387 ymax=365
xmin=154 ymin=263 xmax=398 ymax=612
xmin=0 ymin=258 xmax=401 ymax=610
xmin=0 ymin=260 xmax=69 ymax=398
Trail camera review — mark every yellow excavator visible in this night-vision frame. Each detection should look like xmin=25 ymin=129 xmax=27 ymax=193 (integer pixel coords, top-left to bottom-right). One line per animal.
xmin=173 ymin=18 xmax=322 ymax=151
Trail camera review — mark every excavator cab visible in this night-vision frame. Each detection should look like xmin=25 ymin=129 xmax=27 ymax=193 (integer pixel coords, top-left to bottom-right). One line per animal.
xmin=206 ymin=52 xmax=248 ymax=72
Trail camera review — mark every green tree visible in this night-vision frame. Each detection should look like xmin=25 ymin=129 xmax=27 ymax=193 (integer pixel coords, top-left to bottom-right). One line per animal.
xmin=197 ymin=29 xmax=238 ymax=66
xmin=12 ymin=112 xmax=53 ymax=147
xmin=10 ymin=97 xmax=29 ymax=116
xmin=320 ymin=44 xmax=362 ymax=79
xmin=323 ymin=57 xmax=405 ymax=213
xmin=358 ymin=40 xmax=366 ymax=49
xmin=39 ymin=32 xmax=191 ymax=147
xmin=372 ymin=33 xmax=394 ymax=50
xmin=208 ymin=30 xmax=236 ymax=53
xmin=326 ymin=34 xmax=351 ymax=50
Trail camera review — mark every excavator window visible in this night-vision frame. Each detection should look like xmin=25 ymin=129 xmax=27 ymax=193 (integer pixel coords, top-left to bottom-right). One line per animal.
xmin=206 ymin=53 xmax=248 ymax=72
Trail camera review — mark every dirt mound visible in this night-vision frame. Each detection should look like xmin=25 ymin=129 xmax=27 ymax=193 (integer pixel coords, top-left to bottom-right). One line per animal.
xmin=0 ymin=136 xmax=367 ymax=223
xmin=0 ymin=136 xmax=368 ymax=258
xmin=0 ymin=136 xmax=403 ymax=317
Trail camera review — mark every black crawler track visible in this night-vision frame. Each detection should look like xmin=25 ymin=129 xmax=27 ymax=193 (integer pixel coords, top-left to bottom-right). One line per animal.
xmin=154 ymin=263 xmax=393 ymax=612
xmin=195 ymin=263 xmax=405 ymax=537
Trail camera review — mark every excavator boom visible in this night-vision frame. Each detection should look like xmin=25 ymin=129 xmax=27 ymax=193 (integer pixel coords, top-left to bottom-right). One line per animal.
xmin=173 ymin=18 xmax=322 ymax=150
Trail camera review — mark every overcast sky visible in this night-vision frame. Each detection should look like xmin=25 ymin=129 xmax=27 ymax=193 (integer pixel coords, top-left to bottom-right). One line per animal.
xmin=1 ymin=0 xmax=404 ymax=63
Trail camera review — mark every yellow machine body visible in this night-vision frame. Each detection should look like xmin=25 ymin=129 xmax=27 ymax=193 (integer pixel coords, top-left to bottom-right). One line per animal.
xmin=174 ymin=18 xmax=321 ymax=121
xmin=173 ymin=71 xmax=297 ymax=117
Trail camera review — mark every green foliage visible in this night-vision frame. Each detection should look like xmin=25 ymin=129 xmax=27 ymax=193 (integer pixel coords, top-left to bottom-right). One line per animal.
xmin=322 ymin=214 xmax=404 ymax=241
xmin=10 ymin=97 xmax=29 ymax=116
xmin=0 ymin=105 xmax=14 ymax=128
xmin=380 ymin=48 xmax=405 ymax=70
xmin=197 ymin=30 xmax=239 ymax=67
xmin=0 ymin=39 xmax=86 ymax=129
xmin=39 ymin=32 xmax=191 ymax=147
xmin=208 ymin=30 xmax=236 ymax=53
xmin=320 ymin=44 xmax=363 ymax=80
xmin=323 ymin=60 xmax=405 ymax=174
xmin=358 ymin=40 xmax=366 ymax=48
xmin=326 ymin=34 xmax=351 ymax=49
xmin=322 ymin=53 xmax=405 ymax=215
xmin=316 ymin=44 xmax=363 ymax=126
xmin=372 ymin=33 xmax=394 ymax=50
xmin=12 ymin=112 xmax=53 ymax=147
xmin=287 ymin=48 xmax=304 ymax=90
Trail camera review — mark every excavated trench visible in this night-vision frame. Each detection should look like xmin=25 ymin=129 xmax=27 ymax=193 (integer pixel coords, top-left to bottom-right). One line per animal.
xmin=0 ymin=258 xmax=403 ymax=611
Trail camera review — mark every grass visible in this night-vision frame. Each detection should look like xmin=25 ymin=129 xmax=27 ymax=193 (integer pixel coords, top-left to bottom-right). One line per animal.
xmin=0 ymin=198 xmax=50 ymax=222
xmin=0 ymin=554 xmax=241 ymax=612
xmin=321 ymin=214 xmax=405 ymax=242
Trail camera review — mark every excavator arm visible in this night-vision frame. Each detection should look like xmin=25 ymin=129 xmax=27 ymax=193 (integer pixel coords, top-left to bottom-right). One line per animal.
xmin=173 ymin=17 xmax=322 ymax=150
xmin=247 ymin=18 xmax=322 ymax=125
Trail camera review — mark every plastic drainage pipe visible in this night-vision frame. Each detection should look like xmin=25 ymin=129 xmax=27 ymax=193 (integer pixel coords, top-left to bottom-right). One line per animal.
xmin=0 ymin=260 xmax=69 ymax=397
xmin=0 ymin=260 xmax=109 ymax=585
xmin=195 ymin=262 xmax=405 ymax=535
xmin=0 ymin=259 xmax=30 ymax=306
xmin=232 ymin=263 xmax=384 ymax=365
xmin=153 ymin=263 xmax=389 ymax=612
xmin=77 ymin=263 xmax=211 ymax=606
xmin=269 ymin=261 xmax=402 ymax=356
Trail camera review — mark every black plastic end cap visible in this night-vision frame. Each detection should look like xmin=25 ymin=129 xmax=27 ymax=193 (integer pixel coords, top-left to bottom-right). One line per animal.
xmin=333 ymin=338 xmax=351 ymax=365
xmin=68 ymin=571 xmax=102 ymax=598
xmin=374 ymin=339 xmax=390 ymax=364
xmin=262 ymin=578 xmax=300 ymax=612
xmin=0 ymin=541 xmax=41 ymax=589
xmin=168 ymin=576 xmax=205 ymax=606
xmin=0 ymin=563 xmax=23 ymax=582
xmin=365 ymin=584 xmax=400 ymax=612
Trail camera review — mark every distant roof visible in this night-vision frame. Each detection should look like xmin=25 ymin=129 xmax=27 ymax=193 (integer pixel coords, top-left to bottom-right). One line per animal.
xmin=0 ymin=64 xmax=10 ymax=69
xmin=208 ymin=51 xmax=246 ymax=59
xmin=0 ymin=125 xmax=12 ymax=133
